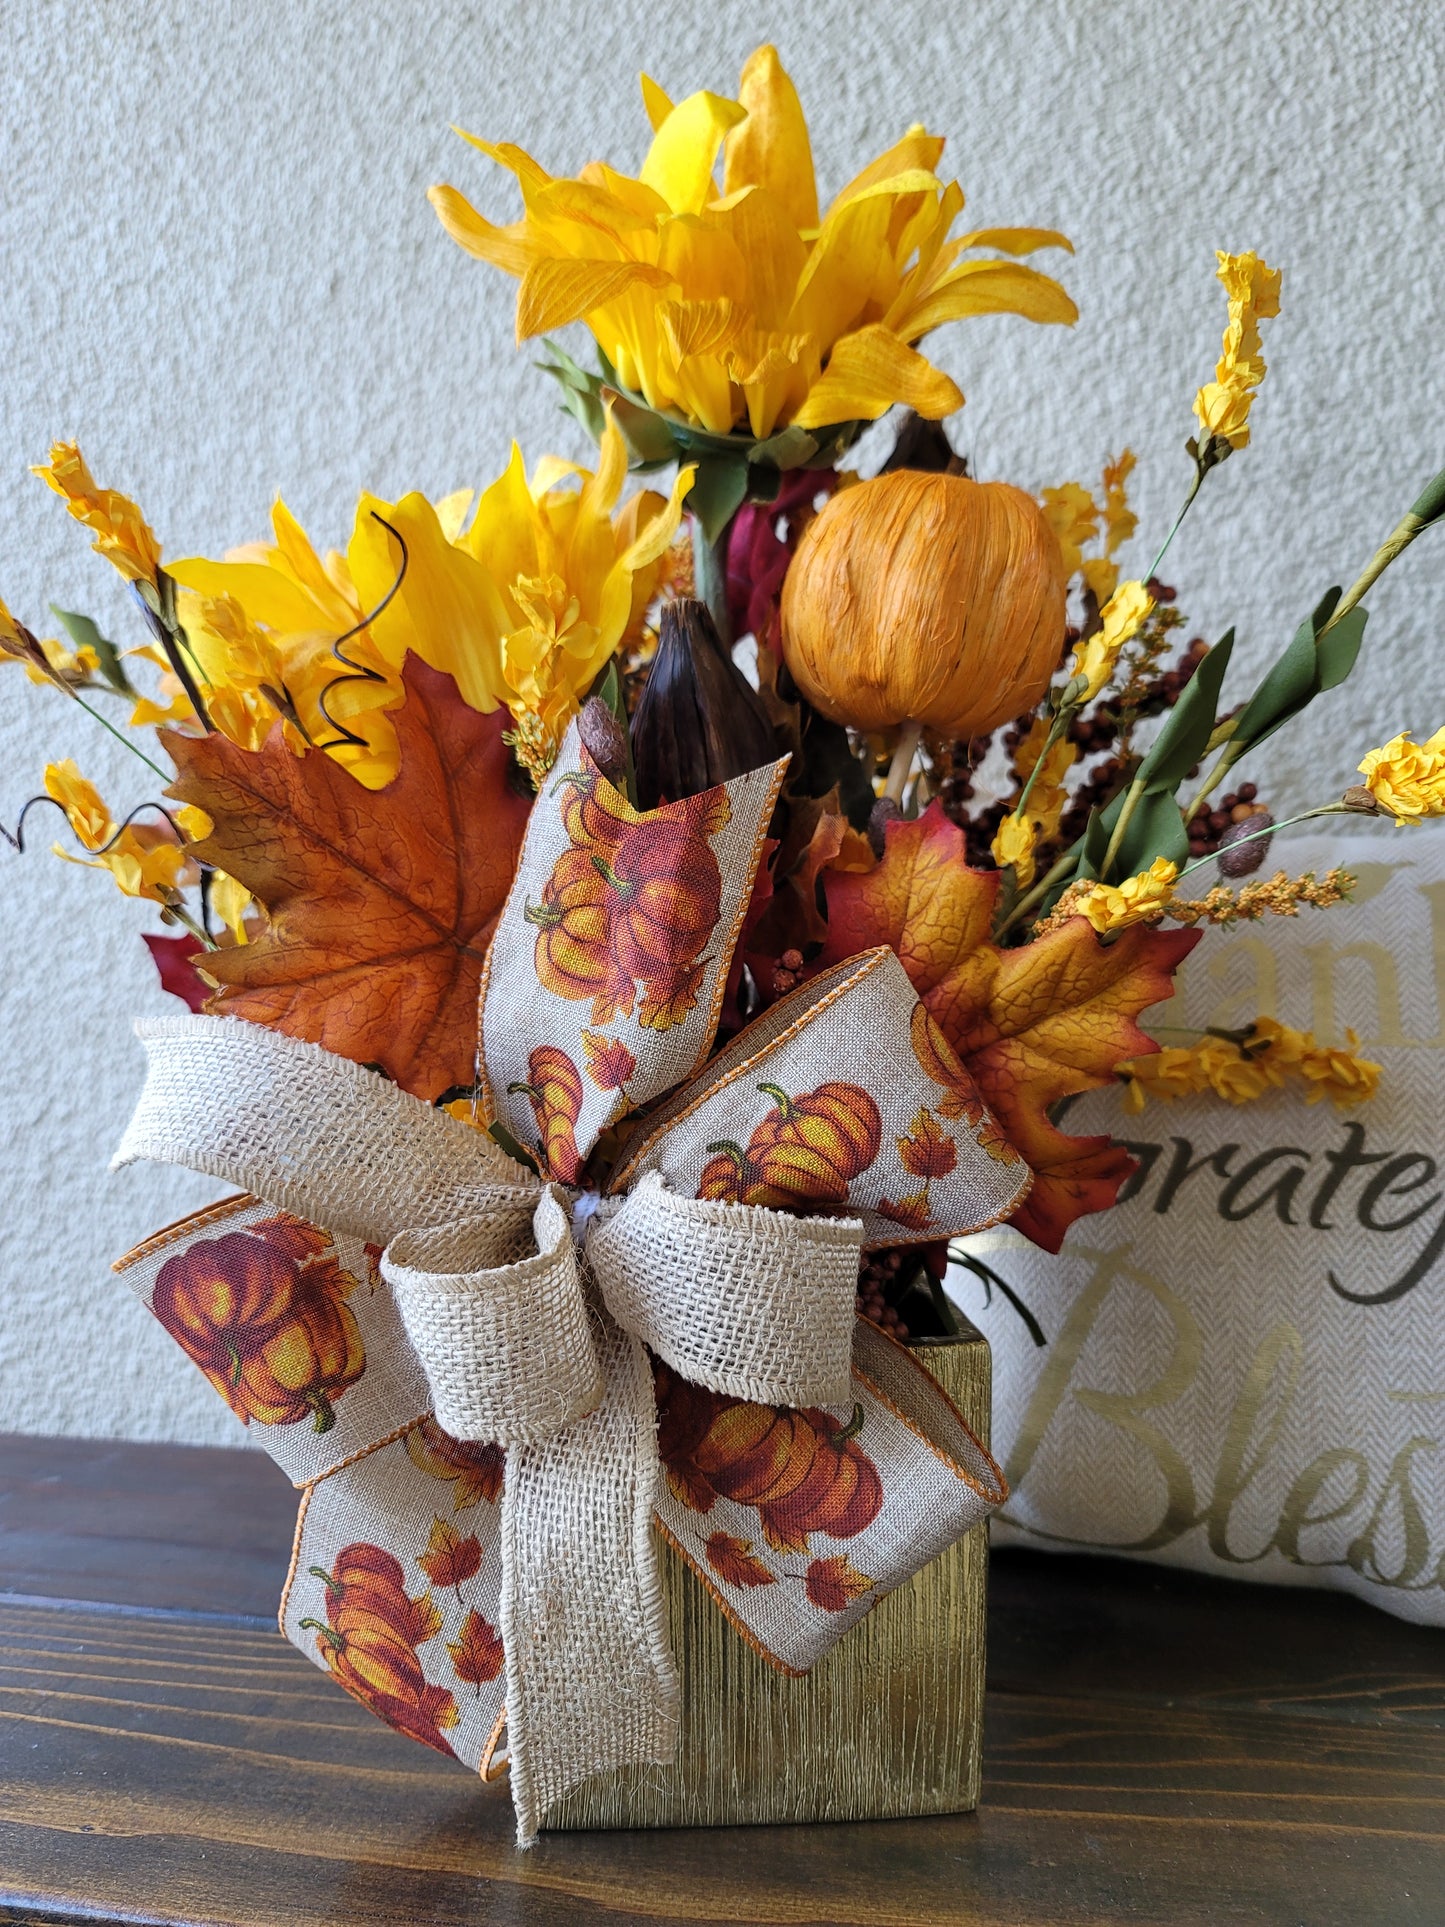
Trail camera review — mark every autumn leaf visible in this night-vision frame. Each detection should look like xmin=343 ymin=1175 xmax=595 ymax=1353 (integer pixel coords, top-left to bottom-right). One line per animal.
xmin=805 ymin=1554 xmax=874 ymax=1612
xmin=142 ymin=932 xmax=211 ymax=1011
xmin=876 ymin=1188 xmax=934 ymax=1232
xmin=704 ymin=1532 xmax=776 ymax=1589
xmin=448 ymin=1607 xmax=505 ymax=1687
xmin=580 ymin=1028 xmax=636 ymax=1092
xmin=404 ymin=1418 xmax=504 ymax=1511
xmin=898 ymin=1108 xmax=957 ymax=1181
xmin=417 ymin=1514 xmax=483 ymax=1590
xmin=165 ymin=654 xmax=531 ymax=1101
xmin=818 ymin=805 xmax=1198 ymax=1252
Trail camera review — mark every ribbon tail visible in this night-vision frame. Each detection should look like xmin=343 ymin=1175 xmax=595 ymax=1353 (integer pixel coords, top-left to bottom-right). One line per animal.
xmin=500 ymin=1300 xmax=678 ymax=1848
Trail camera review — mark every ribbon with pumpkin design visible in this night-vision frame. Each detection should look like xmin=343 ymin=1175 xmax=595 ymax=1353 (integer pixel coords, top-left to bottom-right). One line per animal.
xmin=112 ymin=721 xmax=1028 ymax=1845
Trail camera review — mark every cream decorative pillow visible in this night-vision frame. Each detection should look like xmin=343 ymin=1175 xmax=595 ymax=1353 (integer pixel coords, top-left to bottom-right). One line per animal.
xmin=958 ymin=831 xmax=1445 ymax=1625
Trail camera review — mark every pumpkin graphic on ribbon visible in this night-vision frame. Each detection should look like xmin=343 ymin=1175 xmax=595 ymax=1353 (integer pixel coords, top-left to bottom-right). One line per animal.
xmin=697 ymin=1081 xmax=883 ymax=1209
xmin=299 ymin=1543 xmax=459 ymax=1755
xmin=655 ymin=1363 xmax=883 ymax=1555
xmin=508 ymin=1044 xmax=584 ymax=1181
xmin=526 ymin=769 xmax=729 ymax=1031
xmin=150 ymin=1218 xmax=365 ymax=1432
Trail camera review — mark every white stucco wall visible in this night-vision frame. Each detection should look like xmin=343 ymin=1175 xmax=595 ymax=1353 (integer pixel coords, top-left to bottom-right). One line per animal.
xmin=1 ymin=0 xmax=1441 ymax=1444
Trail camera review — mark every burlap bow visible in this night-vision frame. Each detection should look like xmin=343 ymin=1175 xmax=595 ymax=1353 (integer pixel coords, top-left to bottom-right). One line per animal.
xmin=113 ymin=728 xmax=1028 ymax=1844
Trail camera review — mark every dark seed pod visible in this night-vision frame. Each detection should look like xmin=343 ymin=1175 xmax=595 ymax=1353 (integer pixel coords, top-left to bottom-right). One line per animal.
xmin=577 ymin=696 xmax=629 ymax=787
xmin=1217 ymin=811 xmax=1274 ymax=877
xmin=867 ymin=796 xmax=901 ymax=858
xmin=630 ymin=598 xmax=778 ymax=808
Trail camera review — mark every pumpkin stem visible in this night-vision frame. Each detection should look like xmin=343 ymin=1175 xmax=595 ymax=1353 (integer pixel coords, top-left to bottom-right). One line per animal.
xmin=308 ymin=1565 xmax=343 ymax=1595
xmin=756 ymin=1082 xmax=793 ymax=1118
xmin=836 ymin=1401 xmax=866 ymax=1445
xmin=547 ymin=766 xmax=591 ymax=798
xmin=704 ymin=1139 xmax=747 ymax=1176
xmin=309 ymin=1391 xmax=337 ymax=1435
xmin=506 ymin=1080 xmax=540 ymax=1101
xmin=883 ymin=721 xmax=923 ymax=804
xmin=297 ymin=1616 xmax=345 ymax=1650
xmin=590 ymin=853 xmax=633 ymax=896
xmin=523 ymin=898 xmax=563 ymax=929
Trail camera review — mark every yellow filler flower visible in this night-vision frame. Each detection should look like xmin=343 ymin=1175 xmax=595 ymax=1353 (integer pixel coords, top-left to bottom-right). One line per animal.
xmin=1070 ymin=579 xmax=1154 ymax=702
xmin=1072 ymin=856 xmax=1178 ymax=935
xmin=32 ymin=443 xmax=162 ymax=585
xmin=431 ymin=44 xmax=1076 ymax=441
xmin=43 ymin=760 xmax=186 ymax=903
xmin=1357 ymin=728 xmax=1445 ymax=823
xmin=1193 ymin=250 xmax=1281 ymax=452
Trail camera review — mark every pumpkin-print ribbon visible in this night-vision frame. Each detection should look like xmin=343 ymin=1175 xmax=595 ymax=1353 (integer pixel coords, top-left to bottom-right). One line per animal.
xmin=112 ymin=726 xmax=1028 ymax=1846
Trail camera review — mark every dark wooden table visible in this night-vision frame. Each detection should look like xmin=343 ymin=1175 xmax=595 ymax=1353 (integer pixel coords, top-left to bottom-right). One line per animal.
xmin=1 ymin=1432 xmax=1441 ymax=1925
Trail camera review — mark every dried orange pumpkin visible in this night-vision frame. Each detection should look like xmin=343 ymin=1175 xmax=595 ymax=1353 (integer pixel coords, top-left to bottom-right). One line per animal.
xmin=778 ymin=469 xmax=1066 ymax=738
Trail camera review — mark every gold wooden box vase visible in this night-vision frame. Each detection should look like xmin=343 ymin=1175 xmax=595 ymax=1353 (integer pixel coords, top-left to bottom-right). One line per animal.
xmin=549 ymin=1323 xmax=991 ymax=1830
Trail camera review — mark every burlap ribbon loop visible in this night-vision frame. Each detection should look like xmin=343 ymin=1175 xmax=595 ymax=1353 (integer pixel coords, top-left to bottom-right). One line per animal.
xmin=589 ymin=1172 xmax=861 ymax=1408
xmin=383 ymin=1188 xmax=604 ymax=1447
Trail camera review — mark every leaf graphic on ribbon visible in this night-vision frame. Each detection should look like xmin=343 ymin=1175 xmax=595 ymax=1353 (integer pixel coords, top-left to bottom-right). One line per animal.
xmin=804 ymin=1554 xmax=874 ymax=1612
xmin=705 ymin=1533 xmax=776 ymax=1589
xmin=418 ymin=1515 xmax=483 ymax=1589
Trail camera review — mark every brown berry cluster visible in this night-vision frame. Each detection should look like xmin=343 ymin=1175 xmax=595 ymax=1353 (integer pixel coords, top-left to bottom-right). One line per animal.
xmin=1186 ymin=784 xmax=1267 ymax=860
xmin=769 ymin=947 xmax=806 ymax=997
xmin=855 ymin=1248 xmax=912 ymax=1341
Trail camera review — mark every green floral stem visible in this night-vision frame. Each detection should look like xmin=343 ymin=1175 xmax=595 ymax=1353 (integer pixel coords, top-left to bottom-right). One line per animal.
xmin=691 ymin=520 xmax=732 ymax=646
xmin=1145 ymin=458 xmax=1207 ymax=586
xmin=1318 ymin=466 xmax=1445 ymax=639
xmin=1172 ymin=802 xmax=1346 ymax=884
xmin=73 ymin=693 xmax=171 ymax=783
xmin=991 ymin=847 xmax=1080 ymax=941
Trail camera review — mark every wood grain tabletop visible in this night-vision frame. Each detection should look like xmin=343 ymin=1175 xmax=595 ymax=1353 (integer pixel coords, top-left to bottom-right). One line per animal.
xmin=1 ymin=1431 xmax=1442 ymax=1925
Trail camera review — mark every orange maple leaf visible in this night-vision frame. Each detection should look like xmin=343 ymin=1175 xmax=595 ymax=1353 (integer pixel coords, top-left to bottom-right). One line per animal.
xmin=818 ymin=805 xmax=1198 ymax=1252
xmin=417 ymin=1514 xmax=483 ymax=1590
xmin=166 ymin=655 xmax=531 ymax=1102
xmin=805 ymin=1554 xmax=874 ymax=1612
xmin=448 ymin=1607 xmax=505 ymax=1687
xmin=704 ymin=1531 xmax=776 ymax=1589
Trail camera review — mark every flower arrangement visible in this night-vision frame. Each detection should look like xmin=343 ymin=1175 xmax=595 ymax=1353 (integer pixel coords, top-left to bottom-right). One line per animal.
xmin=4 ymin=43 xmax=1444 ymax=1840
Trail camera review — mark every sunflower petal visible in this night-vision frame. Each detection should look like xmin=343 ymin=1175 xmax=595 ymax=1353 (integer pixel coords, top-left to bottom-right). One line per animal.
xmin=792 ymin=325 xmax=963 ymax=429
xmin=640 ymin=72 xmax=674 ymax=133
xmin=515 ymin=257 xmax=673 ymax=341
xmin=723 ymin=44 xmax=818 ymax=232
xmin=954 ymin=226 xmax=1074 ymax=255
xmin=428 ymin=184 xmax=538 ymax=276
xmin=640 ymin=88 xmax=747 ymax=215
xmin=895 ymin=259 xmax=1078 ymax=339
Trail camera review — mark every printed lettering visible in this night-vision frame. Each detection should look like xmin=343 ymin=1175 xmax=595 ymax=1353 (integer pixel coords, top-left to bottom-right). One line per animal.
xmin=1217 ymin=1147 xmax=1312 ymax=1225
xmin=1357 ymin=1155 xmax=1441 ymax=1232
xmin=1308 ymin=1121 xmax=1389 ymax=1230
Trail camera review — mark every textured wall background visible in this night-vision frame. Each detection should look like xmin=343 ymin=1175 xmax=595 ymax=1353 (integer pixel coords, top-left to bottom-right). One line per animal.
xmin=1 ymin=0 xmax=1441 ymax=1444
